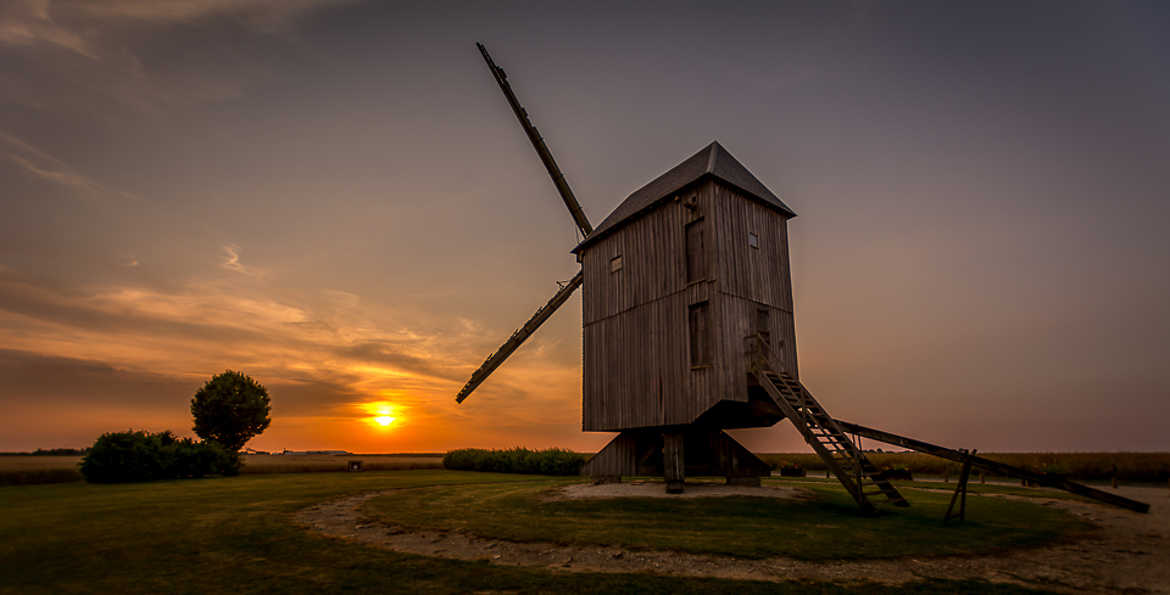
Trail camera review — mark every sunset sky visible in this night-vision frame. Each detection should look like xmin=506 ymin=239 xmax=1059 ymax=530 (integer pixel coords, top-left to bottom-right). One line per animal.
xmin=2 ymin=1 xmax=1168 ymax=453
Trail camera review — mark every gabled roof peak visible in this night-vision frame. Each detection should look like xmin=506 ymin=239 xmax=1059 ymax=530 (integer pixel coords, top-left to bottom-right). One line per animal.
xmin=573 ymin=142 xmax=794 ymax=252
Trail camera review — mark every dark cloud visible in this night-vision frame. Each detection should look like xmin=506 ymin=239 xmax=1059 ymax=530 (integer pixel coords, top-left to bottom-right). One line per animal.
xmin=0 ymin=348 xmax=193 ymax=406
xmin=334 ymin=340 xmax=463 ymax=382
xmin=0 ymin=272 xmax=277 ymax=345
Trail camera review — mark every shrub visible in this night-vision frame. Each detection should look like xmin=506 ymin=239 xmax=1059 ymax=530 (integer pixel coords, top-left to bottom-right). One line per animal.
xmin=80 ymin=430 xmax=238 ymax=483
xmin=881 ymin=465 xmax=913 ymax=481
xmin=778 ymin=462 xmax=806 ymax=477
xmin=443 ymin=447 xmax=585 ymax=475
xmin=168 ymin=438 xmax=239 ymax=478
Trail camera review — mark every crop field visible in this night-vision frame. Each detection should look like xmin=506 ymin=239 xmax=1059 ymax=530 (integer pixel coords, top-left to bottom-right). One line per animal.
xmin=4 ymin=451 xmax=1168 ymax=487
xmin=0 ymin=453 xmax=444 ymax=486
xmin=0 ymin=469 xmax=1088 ymax=594
xmin=757 ymin=451 xmax=1170 ymax=482
xmin=237 ymin=453 xmax=444 ymax=474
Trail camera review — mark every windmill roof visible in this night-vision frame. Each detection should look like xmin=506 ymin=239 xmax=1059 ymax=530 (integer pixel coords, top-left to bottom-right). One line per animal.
xmin=572 ymin=141 xmax=795 ymax=253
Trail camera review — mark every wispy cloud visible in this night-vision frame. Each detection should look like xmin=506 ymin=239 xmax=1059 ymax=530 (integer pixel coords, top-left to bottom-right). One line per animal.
xmin=0 ymin=267 xmax=582 ymax=451
xmin=220 ymin=244 xmax=263 ymax=278
xmin=0 ymin=0 xmax=98 ymax=59
xmin=0 ymin=272 xmax=417 ymax=392
xmin=75 ymin=0 xmax=352 ymax=32
xmin=1 ymin=131 xmax=141 ymax=202
xmin=0 ymin=0 xmax=347 ymax=62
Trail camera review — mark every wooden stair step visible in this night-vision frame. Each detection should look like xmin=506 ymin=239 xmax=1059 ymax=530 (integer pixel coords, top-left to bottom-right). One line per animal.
xmin=753 ymin=364 xmax=907 ymax=512
xmin=752 ymin=365 xmax=910 ymax=513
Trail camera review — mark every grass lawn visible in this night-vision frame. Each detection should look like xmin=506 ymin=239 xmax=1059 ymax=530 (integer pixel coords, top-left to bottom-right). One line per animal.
xmin=0 ymin=470 xmax=1062 ymax=594
xmin=782 ymin=475 xmax=1099 ymax=501
xmin=362 ymin=477 xmax=1092 ymax=560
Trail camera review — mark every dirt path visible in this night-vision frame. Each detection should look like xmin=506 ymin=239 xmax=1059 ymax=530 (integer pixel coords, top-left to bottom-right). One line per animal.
xmin=295 ymin=485 xmax=1169 ymax=593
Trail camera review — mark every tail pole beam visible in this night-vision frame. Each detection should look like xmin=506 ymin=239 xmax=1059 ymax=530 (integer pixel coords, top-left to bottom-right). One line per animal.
xmin=836 ymin=420 xmax=1150 ymax=514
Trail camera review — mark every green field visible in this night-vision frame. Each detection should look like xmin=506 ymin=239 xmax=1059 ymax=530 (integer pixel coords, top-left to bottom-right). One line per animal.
xmin=0 ymin=470 xmax=1075 ymax=593
xmin=362 ymin=477 xmax=1088 ymax=560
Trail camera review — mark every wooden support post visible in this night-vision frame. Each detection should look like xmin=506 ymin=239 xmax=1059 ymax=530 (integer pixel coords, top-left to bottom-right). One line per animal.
xmin=944 ymin=450 xmax=975 ymax=524
xmin=663 ymin=431 xmax=684 ymax=494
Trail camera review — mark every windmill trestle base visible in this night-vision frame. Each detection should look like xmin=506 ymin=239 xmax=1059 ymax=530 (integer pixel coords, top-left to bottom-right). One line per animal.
xmin=582 ymin=427 xmax=770 ymax=493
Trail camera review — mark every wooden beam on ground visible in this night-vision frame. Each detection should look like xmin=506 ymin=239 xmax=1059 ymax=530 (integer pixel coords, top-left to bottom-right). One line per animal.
xmin=835 ymin=420 xmax=1150 ymax=514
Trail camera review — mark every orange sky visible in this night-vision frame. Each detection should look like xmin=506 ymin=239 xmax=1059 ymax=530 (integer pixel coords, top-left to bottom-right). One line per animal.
xmin=1 ymin=1 xmax=1168 ymax=453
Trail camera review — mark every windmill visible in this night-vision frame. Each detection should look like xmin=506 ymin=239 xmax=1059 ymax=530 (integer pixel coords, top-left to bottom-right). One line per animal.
xmin=456 ymin=44 xmax=1150 ymax=515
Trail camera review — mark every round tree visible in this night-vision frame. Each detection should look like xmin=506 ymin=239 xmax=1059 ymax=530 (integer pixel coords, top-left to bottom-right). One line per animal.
xmin=191 ymin=370 xmax=271 ymax=452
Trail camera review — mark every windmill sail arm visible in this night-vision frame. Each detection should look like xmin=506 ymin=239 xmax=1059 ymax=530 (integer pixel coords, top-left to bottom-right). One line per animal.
xmin=456 ymin=269 xmax=583 ymax=403
xmin=476 ymin=42 xmax=593 ymax=236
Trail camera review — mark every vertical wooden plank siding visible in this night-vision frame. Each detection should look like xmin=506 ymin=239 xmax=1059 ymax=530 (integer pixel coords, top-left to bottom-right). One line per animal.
xmin=581 ymin=178 xmax=797 ymax=432
xmin=712 ymin=180 xmax=799 ymax=393
xmin=582 ymin=182 xmax=719 ymax=431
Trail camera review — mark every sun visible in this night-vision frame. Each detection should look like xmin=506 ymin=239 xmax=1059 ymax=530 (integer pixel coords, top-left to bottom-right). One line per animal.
xmin=360 ymin=401 xmax=401 ymax=430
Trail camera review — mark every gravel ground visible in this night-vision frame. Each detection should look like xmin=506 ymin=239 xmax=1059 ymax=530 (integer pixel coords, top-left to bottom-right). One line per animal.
xmin=296 ymin=484 xmax=1168 ymax=593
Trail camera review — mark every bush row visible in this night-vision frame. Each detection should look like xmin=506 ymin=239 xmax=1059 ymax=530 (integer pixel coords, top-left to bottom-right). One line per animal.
xmin=443 ymin=447 xmax=585 ymax=475
xmin=80 ymin=430 xmax=239 ymax=483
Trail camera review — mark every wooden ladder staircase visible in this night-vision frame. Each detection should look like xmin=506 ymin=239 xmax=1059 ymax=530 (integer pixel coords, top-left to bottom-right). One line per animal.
xmin=746 ymin=336 xmax=908 ymax=513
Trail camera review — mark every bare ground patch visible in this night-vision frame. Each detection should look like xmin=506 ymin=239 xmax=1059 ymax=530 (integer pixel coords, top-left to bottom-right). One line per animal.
xmin=294 ymin=484 xmax=1169 ymax=593
xmin=547 ymin=481 xmax=814 ymax=501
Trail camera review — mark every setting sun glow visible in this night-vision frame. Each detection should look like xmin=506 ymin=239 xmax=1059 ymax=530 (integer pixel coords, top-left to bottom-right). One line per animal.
xmin=360 ymin=401 xmax=401 ymax=430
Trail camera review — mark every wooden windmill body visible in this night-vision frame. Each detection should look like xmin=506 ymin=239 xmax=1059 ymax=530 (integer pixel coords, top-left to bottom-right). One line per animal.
xmin=572 ymin=144 xmax=797 ymax=490
xmin=457 ymin=43 xmax=861 ymax=496
xmin=457 ymin=44 xmax=1151 ymax=514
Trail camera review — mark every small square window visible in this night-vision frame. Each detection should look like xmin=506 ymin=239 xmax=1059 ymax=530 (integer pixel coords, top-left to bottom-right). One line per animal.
xmin=610 ymin=255 xmax=623 ymax=272
xmin=748 ymin=232 xmax=760 ymax=249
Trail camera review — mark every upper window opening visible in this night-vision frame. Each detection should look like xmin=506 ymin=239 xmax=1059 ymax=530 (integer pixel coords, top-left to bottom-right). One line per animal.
xmin=685 ymin=219 xmax=707 ymax=282
xmin=610 ymin=255 xmax=623 ymax=273
xmin=748 ymin=232 xmax=760 ymax=249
